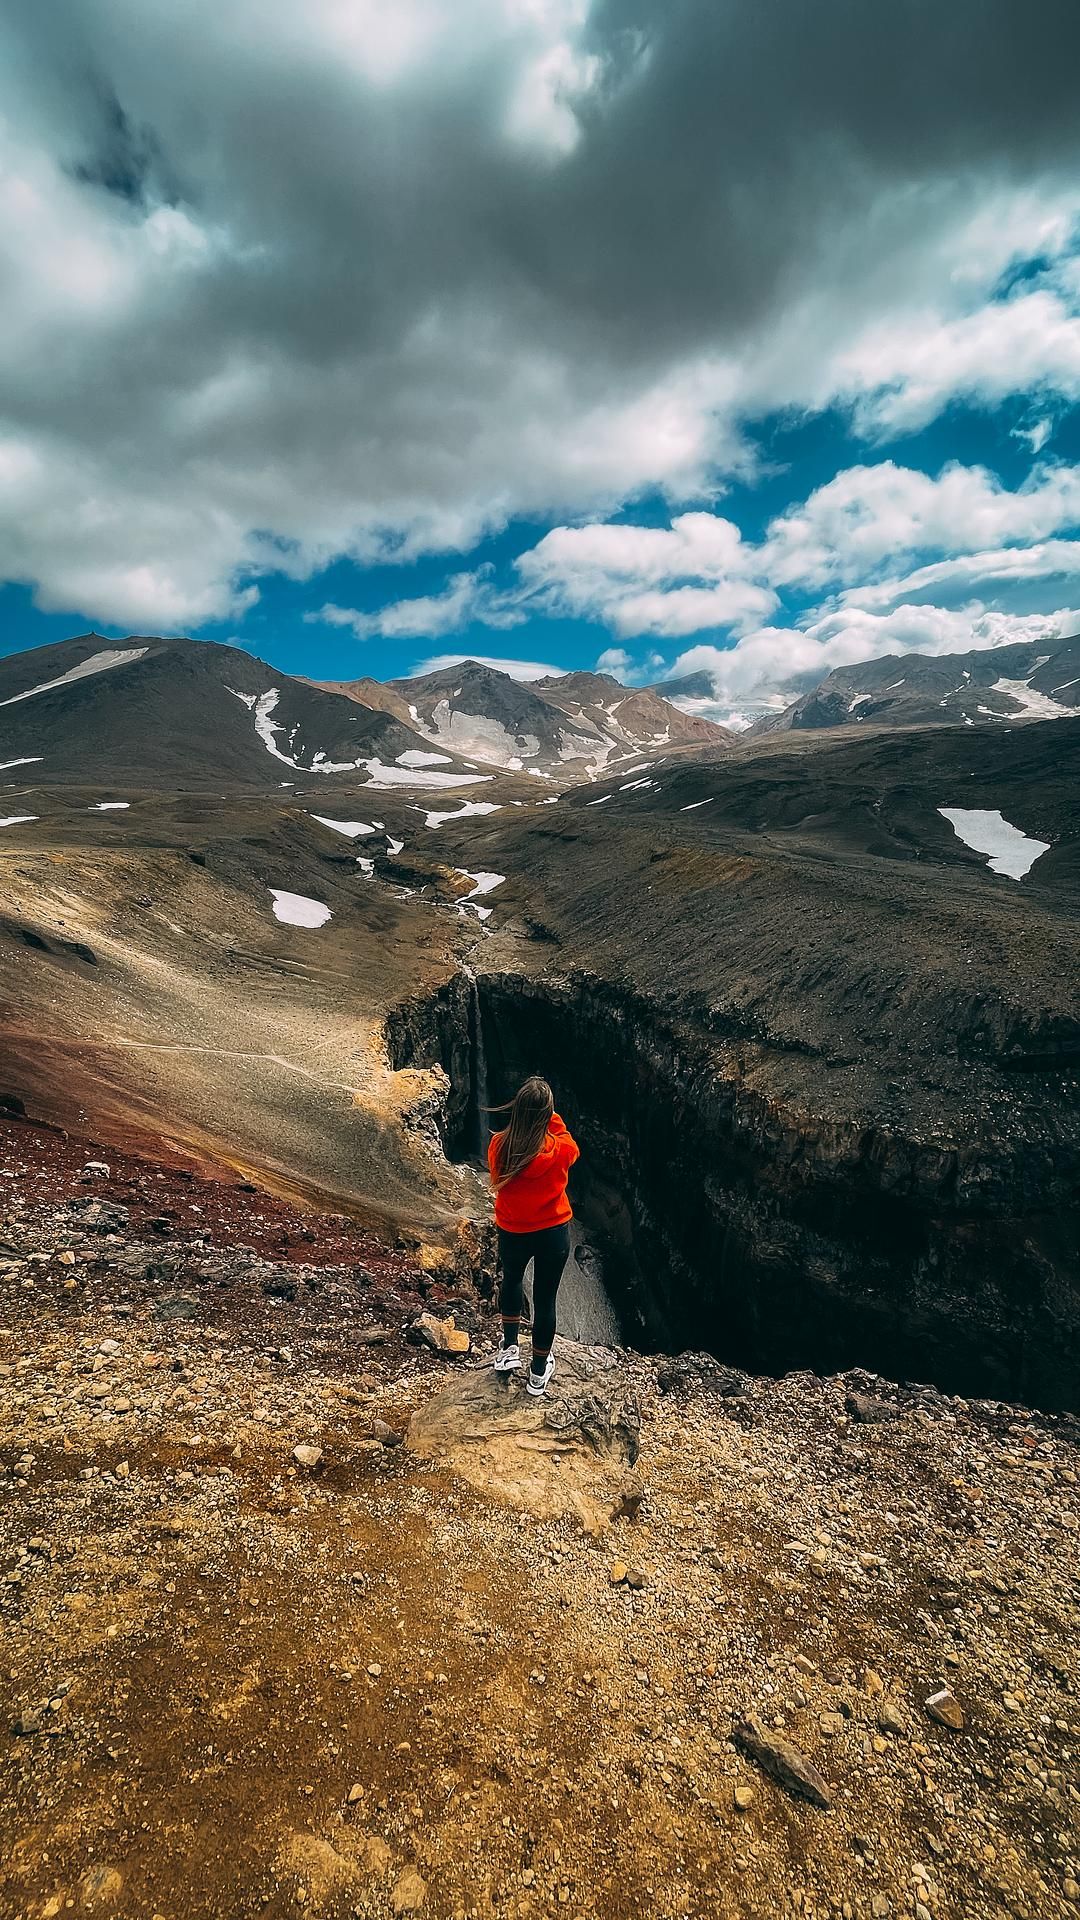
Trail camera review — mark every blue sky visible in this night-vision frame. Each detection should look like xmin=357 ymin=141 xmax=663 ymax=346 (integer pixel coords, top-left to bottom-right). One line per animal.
xmin=2 ymin=2 xmax=1079 ymax=723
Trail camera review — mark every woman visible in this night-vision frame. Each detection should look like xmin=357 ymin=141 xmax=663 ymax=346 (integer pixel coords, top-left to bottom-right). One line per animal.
xmin=487 ymin=1076 xmax=580 ymax=1396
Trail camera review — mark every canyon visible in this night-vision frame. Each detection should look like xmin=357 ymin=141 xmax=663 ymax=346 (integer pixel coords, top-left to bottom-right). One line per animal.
xmin=1 ymin=636 xmax=1078 ymax=1417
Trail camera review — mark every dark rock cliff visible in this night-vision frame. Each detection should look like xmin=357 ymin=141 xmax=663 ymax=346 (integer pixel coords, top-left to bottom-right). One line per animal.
xmin=388 ymin=967 xmax=1080 ymax=1411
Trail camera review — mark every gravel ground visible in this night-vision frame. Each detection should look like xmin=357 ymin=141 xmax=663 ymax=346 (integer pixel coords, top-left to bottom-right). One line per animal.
xmin=1 ymin=1123 xmax=1078 ymax=1920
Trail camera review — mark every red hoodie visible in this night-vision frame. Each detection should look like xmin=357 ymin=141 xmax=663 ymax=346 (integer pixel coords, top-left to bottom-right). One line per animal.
xmin=488 ymin=1113 xmax=580 ymax=1232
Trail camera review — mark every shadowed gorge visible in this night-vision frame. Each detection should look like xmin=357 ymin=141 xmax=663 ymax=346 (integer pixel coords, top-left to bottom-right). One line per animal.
xmin=388 ymin=967 xmax=1080 ymax=1409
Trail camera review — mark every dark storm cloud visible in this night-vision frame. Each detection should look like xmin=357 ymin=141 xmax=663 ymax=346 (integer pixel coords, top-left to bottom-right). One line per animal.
xmin=0 ymin=0 xmax=1077 ymax=628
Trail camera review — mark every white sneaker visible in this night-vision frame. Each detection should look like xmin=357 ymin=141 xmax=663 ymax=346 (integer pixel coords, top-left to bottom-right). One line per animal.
xmin=527 ymin=1354 xmax=555 ymax=1397
xmin=493 ymin=1342 xmax=521 ymax=1373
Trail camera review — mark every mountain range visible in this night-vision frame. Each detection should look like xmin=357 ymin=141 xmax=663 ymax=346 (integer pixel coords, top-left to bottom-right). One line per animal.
xmin=0 ymin=635 xmax=730 ymax=790
xmin=314 ymin=660 xmax=731 ymax=775
xmin=753 ymin=633 xmax=1080 ymax=734
xmin=4 ymin=632 xmax=1078 ymax=800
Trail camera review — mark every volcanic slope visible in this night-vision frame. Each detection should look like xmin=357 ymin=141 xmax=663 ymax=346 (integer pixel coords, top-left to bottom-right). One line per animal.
xmin=396 ymin=717 xmax=1080 ymax=1408
xmin=0 ymin=635 xmax=493 ymax=790
xmin=332 ymin=658 xmax=731 ymax=775
xmin=756 ymin=632 xmax=1080 ymax=733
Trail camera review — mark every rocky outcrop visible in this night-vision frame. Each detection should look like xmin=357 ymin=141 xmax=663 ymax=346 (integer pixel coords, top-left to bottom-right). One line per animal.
xmin=406 ymin=1339 xmax=641 ymax=1530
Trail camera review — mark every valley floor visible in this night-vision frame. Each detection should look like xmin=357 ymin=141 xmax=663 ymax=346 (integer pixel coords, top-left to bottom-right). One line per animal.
xmin=1 ymin=1120 xmax=1078 ymax=1920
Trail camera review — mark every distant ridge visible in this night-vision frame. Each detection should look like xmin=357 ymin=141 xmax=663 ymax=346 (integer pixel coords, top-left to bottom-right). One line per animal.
xmin=751 ymin=634 xmax=1080 ymax=734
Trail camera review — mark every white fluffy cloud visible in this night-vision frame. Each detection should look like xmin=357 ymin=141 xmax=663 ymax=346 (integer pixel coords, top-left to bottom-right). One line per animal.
xmin=309 ymin=570 xmax=523 ymax=640
xmin=762 ymin=460 xmax=1080 ymax=590
xmin=1 ymin=1 xmax=1079 ymax=628
xmin=518 ymin=513 xmax=777 ymax=635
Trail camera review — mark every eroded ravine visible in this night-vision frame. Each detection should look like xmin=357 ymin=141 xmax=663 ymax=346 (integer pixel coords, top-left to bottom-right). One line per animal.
xmin=387 ymin=966 xmax=1080 ymax=1410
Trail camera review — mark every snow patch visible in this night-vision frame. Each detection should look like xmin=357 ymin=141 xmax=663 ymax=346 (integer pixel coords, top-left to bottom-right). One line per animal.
xmin=396 ymin=748 xmax=452 ymax=767
xmin=0 ymin=647 xmax=148 ymax=709
xmin=356 ymin=858 xmax=375 ymax=877
xmin=586 ymin=792 xmax=613 ymax=806
xmin=991 ymin=678 xmax=1074 ymax=720
xmin=421 ymin=801 xmax=503 ymax=830
xmin=89 ymin=801 xmax=130 ymax=811
xmin=937 ymin=807 xmax=1050 ymax=880
xmin=269 ymin=889 xmax=332 ymax=927
xmin=680 ymin=798 xmax=714 ymax=811
xmin=386 ymin=835 xmax=404 ymax=855
xmin=457 ymin=870 xmax=505 ymax=897
xmin=0 ymin=815 xmax=37 ymax=827
xmin=0 ymin=756 xmax=43 ymax=770
xmin=360 ymin=758 xmax=490 ymax=790
xmin=310 ymin=815 xmax=375 ymax=839
xmin=848 ymin=694 xmax=872 ymax=712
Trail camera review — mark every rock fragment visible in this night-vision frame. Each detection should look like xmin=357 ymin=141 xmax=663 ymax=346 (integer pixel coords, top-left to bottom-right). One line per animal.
xmin=924 ymin=1687 xmax=965 ymax=1730
xmin=391 ymin=1867 xmax=428 ymax=1913
xmin=292 ymin=1445 xmax=323 ymax=1470
xmin=733 ymin=1715 xmax=832 ymax=1809
xmin=406 ymin=1312 xmax=470 ymax=1355
xmin=845 ymin=1391 xmax=899 ymax=1424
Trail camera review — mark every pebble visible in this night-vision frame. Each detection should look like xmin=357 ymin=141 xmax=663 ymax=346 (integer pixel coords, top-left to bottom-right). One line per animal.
xmin=391 ymin=1867 xmax=428 ymax=1913
xmin=292 ymin=1445 xmax=323 ymax=1470
xmin=924 ymin=1687 xmax=965 ymax=1730
xmin=733 ymin=1784 xmax=755 ymax=1811
xmin=877 ymin=1704 xmax=906 ymax=1736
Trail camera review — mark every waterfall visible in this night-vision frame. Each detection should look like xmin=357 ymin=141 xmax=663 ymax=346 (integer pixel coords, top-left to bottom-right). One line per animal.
xmin=462 ymin=964 xmax=489 ymax=1159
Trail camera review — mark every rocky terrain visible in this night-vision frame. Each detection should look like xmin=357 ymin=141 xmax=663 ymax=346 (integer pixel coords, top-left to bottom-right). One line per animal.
xmin=2 ymin=1113 xmax=1078 ymax=1920
xmin=330 ymin=661 xmax=730 ymax=778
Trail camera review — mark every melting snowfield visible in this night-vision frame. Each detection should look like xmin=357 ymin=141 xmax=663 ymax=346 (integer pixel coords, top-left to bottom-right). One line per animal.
xmin=269 ymin=889 xmax=333 ymax=927
xmin=228 ymin=687 xmax=490 ymax=786
xmin=0 ymin=648 xmax=148 ymax=708
xmin=421 ymin=801 xmax=503 ymax=829
xmin=990 ymin=676 xmax=1075 ymax=721
xmin=938 ymin=807 xmax=1051 ymax=879
xmin=310 ymin=815 xmax=374 ymax=838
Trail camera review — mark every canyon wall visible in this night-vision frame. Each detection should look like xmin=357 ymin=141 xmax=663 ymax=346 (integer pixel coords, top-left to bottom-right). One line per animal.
xmin=388 ymin=967 xmax=1080 ymax=1411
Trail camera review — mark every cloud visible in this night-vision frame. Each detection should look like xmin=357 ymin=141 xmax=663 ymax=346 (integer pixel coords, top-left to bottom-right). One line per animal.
xmin=1 ymin=1 xmax=1079 ymax=626
xmin=595 ymin=646 xmax=632 ymax=675
xmin=406 ymin=652 xmax=562 ymax=681
xmin=307 ymin=569 xmax=523 ymax=640
xmin=507 ymin=459 xmax=1080 ymax=640
xmin=761 ymin=460 xmax=1080 ymax=590
xmin=518 ymin=511 xmax=776 ymax=634
xmin=838 ymin=539 xmax=1080 ymax=612
xmin=829 ymin=275 xmax=1080 ymax=436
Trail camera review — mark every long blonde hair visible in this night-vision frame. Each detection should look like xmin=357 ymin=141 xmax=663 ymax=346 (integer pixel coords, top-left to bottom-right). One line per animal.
xmin=488 ymin=1076 xmax=555 ymax=1188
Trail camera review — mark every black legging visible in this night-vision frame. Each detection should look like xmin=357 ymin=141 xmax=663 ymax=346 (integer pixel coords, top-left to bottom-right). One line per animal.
xmin=497 ymin=1223 xmax=571 ymax=1358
